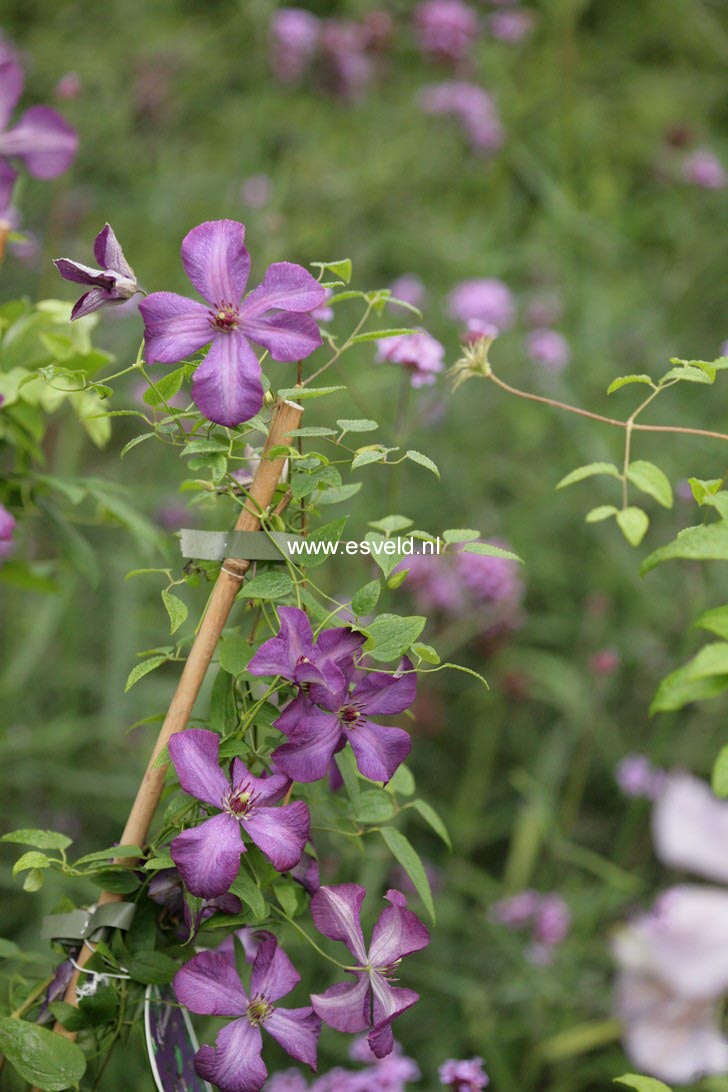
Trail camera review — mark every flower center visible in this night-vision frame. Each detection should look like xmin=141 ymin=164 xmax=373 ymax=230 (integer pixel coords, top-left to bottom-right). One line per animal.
xmin=222 ymin=784 xmax=257 ymax=819
xmin=210 ymin=303 xmax=239 ymax=333
xmin=339 ymin=703 xmax=361 ymax=727
xmin=247 ymin=996 xmax=274 ymax=1026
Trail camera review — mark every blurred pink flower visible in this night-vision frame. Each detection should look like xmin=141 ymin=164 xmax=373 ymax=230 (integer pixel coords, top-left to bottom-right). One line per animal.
xmin=526 ymin=328 xmax=570 ymax=372
xmin=589 ymin=647 xmax=620 ymax=676
xmin=240 ymin=173 xmax=272 ymax=208
xmin=376 ymin=330 xmax=445 ymax=388
xmin=0 ymin=501 xmax=16 ymax=562
xmin=652 ymin=772 xmax=728 ymax=885
xmin=54 ymin=72 xmax=82 ymax=101
xmin=320 ymin=20 xmax=373 ymax=101
xmin=682 ymin=148 xmax=726 ymax=189
xmin=615 ymin=753 xmax=664 ymax=800
xmin=447 ymin=277 xmax=514 ymax=330
xmin=420 ymin=82 xmax=503 ymax=154
xmin=489 ymin=9 xmax=534 ymax=43
xmin=414 ymin=0 xmax=480 ymax=63
xmin=270 ymin=8 xmax=320 ymax=84
xmin=389 ymin=274 xmax=427 ymax=312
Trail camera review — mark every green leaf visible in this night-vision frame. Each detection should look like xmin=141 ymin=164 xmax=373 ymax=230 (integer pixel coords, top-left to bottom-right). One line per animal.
xmin=0 ymin=1017 xmax=87 ymax=1090
xmin=694 ymin=605 xmax=728 ymax=641
xmin=351 ymin=449 xmax=386 ymax=471
xmin=13 ymin=851 xmax=50 ymax=877
xmin=351 ymin=580 xmax=381 ymax=616
xmin=23 ymin=869 xmax=45 ymax=892
xmin=317 ymin=483 xmax=362 ymax=505
xmin=411 ymin=799 xmax=451 ymax=849
xmin=606 ymin=374 xmax=654 ymax=394
xmin=651 ymin=642 xmax=728 ymax=713
xmin=387 ymin=764 xmax=416 ymax=797
xmin=230 ymin=873 xmax=267 ymax=922
xmin=125 ymin=654 xmax=168 ymax=692
xmin=1 ymin=829 xmax=72 ymax=850
xmin=240 ymin=571 xmax=293 ymax=600
xmin=616 ymin=507 xmax=649 ymax=546
xmin=641 ymin=523 xmax=728 ymax=574
xmin=364 ymin=613 xmax=426 ymax=661
xmin=74 ymin=844 xmax=142 ymax=866
xmin=311 ymin=258 xmax=352 ymax=283
xmin=460 ymin=542 xmax=522 ymax=562
xmin=274 ymin=881 xmax=305 ymax=918
xmin=379 ymin=828 xmax=435 ymax=924
xmin=336 ymin=748 xmax=361 ymax=808
xmin=337 ymin=418 xmax=378 ymax=433
xmin=556 ymin=463 xmax=621 ymax=489
xmin=128 ymin=949 xmax=178 ymax=985
xmin=352 ymin=327 xmax=414 ymax=344
xmin=585 ymin=505 xmax=618 ymax=523
xmin=712 ymin=744 xmax=728 ymax=798
xmin=354 ymin=787 xmax=396 ymax=823
xmin=87 ymin=868 xmax=140 ymax=894
xmin=369 ymin=515 xmax=414 ymax=535
xmin=405 ymin=450 xmax=440 ymax=478
xmin=142 ymin=366 xmax=186 ymax=406
xmin=627 ymin=461 xmax=673 ymax=509
xmin=662 ymin=364 xmax=714 ymax=384
xmin=614 ymin=1076 xmax=672 ymax=1092
xmin=161 ymin=588 xmax=188 ymax=634
xmin=443 ymin=528 xmax=480 ymax=543
xmin=412 ymin=641 xmax=440 ymax=664
xmin=218 ymin=633 xmax=254 ymax=677
xmin=299 ymin=517 xmax=348 ymax=569
xmin=277 ymin=385 xmax=345 ymax=400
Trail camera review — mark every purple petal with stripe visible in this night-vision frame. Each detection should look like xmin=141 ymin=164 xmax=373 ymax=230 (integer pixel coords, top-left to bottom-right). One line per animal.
xmin=310 ymin=884 xmax=368 ymax=963
xmin=195 ymin=1017 xmax=266 ymax=1092
xmin=0 ymin=159 xmax=17 ymax=211
xmin=173 ymin=950 xmax=248 ymax=1017
xmin=71 ymin=288 xmax=114 ymax=320
xmin=248 ymin=607 xmax=314 ymax=680
xmin=241 ymin=310 xmax=321 ymax=362
xmin=368 ymin=893 xmax=430 ymax=967
xmin=250 ymin=932 xmax=300 ymax=1002
xmin=369 ymin=976 xmax=419 ymax=1058
xmin=347 ymin=719 xmax=411 ymax=783
xmin=272 ymin=715 xmax=343 ymax=783
xmin=265 ymin=1007 xmax=321 ymax=1069
xmin=139 ymin=291 xmax=211 ymax=364
xmin=231 ymin=759 xmax=290 ymax=806
xmin=242 ymin=800 xmax=309 ymax=872
xmin=0 ymin=105 xmax=78 ymax=178
xmin=54 ymin=258 xmax=113 ymax=288
xmin=310 ymin=974 xmax=371 ymax=1033
xmin=274 ymin=693 xmax=315 ymax=736
xmin=94 ymin=223 xmax=134 ymax=279
xmin=354 ymin=657 xmax=416 ymax=716
xmin=181 ymin=220 xmax=250 ymax=307
xmin=168 ymin=728 xmax=230 ymax=808
xmin=240 ymin=262 xmax=325 ymax=319
xmin=0 ymin=59 xmax=23 ymax=130
xmin=191 ymin=330 xmax=263 ymax=427
xmin=170 ymin=812 xmax=243 ymax=898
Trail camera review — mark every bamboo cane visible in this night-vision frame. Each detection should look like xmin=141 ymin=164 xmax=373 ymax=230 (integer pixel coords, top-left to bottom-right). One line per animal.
xmin=53 ymin=397 xmax=303 ymax=1033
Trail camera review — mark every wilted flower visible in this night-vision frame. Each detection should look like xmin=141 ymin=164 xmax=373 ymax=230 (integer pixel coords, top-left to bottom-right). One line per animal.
xmin=139 ymin=220 xmax=325 ymax=427
xmin=376 ymin=330 xmax=445 ymax=388
xmin=615 ymin=753 xmax=664 ymax=800
xmin=55 ymin=224 xmax=138 ymax=320
xmin=0 ymin=55 xmax=78 ymax=192
xmin=488 ymin=9 xmax=534 ymax=43
xmin=311 ymin=885 xmax=430 ymax=1057
xmin=270 ymin=8 xmax=320 ymax=84
xmin=168 ymin=728 xmax=310 ymax=897
xmin=439 ymin=1057 xmax=489 ymax=1090
xmin=174 ymin=934 xmax=321 ymax=1092
xmin=526 ymin=328 xmax=570 ymax=373
xmin=0 ymin=501 xmax=16 ymax=562
xmin=413 ymin=0 xmax=480 ymax=63
xmin=682 ymin=148 xmax=726 ymax=190
xmin=420 ymin=82 xmax=503 ymax=154
xmin=447 ymin=278 xmax=514 ymax=330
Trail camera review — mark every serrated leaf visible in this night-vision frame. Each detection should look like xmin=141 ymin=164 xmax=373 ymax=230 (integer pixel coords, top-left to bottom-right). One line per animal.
xmin=662 ymin=364 xmax=714 ymax=384
xmin=406 ymin=450 xmax=440 ymax=478
xmin=411 ymin=799 xmax=451 ymax=849
xmin=364 ymin=614 xmax=425 ymax=661
xmin=0 ymin=1017 xmax=87 ymax=1090
xmin=74 ymin=844 xmax=142 ymax=867
xmin=443 ymin=528 xmax=480 ymax=543
xmin=641 ymin=523 xmax=728 ymax=574
xmin=616 ymin=507 xmax=649 ymax=546
xmin=627 ymin=461 xmax=673 ymax=509
xmin=460 ymin=542 xmax=522 ymax=562
xmin=161 ymin=588 xmax=188 ymax=634
xmin=351 ymin=449 xmax=386 ymax=471
xmin=125 ymin=654 xmax=168 ymax=692
xmin=352 ymin=580 xmax=381 ymax=616
xmin=240 ymin=571 xmax=293 ymax=600
xmin=317 ymin=483 xmax=363 ymax=505
xmin=712 ymin=745 xmax=728 ymax=798
xmin=368 ymin=515 xmax=414 ymax=535
xmin=586 ymin=505 xmax=618 ymax=523
xmin=1 ymin=829 xmax=72 ymax=850
xmin=606 ymin=374 xmax=654 ymax=394
xmin=556 ymin=463 xmax=621 ymax=489
xmin=337 ymin=418 xmax=378 ymax=433
xmin=379 ymin=828 xmax=435 ymax=924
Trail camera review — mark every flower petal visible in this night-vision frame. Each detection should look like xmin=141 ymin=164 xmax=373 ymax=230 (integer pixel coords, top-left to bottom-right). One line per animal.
xmin=240 ymin=262 xmax=326 ymax=319
xmin=250 ymin=932 xmax=300 ymax=1002
xmin=94 ymin=223 xmax=134 ymax=279
xmin=231 ymin=759 xmax=289 ymax=806
xmin=168 ymin=728 xmax=230 ymax=808
xmin=191 ymin=330 xmax=263 ymax=427
xmin=70 ymin=288 xmax=114 ymax=321
xmin=310 ymin=883 xmax=368 ymax=963
xmin=347 ymin=720 xmax=411 ymax=783
xmin=242 ymin=801 xmax=309 ymax=873
xmin=248 ymin=607 xmax=315 ymax=679
xmin=310 ymin=974 xmax=371 ymax=1033
xmin=368 ymin=893 xmax=430 ymax=967
xmin=369 ymin=974 xmax=419 ymax=1058
xmin=0 ymin=58 xmax=23 ymax=131
xmin=653 ymin=772 xmax=728 ymax=885
xmin=195 ymin=1017 xmax=266 ymax=1092
xmin=0 ymin=105 xmax=78 ymax=178
xmin=272 ymin=715 xmax=343 ymax=783
xmin=0 ymin=159 xmax=17 ymax=211
xmin=274 ymin=693 xmax=316 ymax=736
xmin=170 ymin=812 xmax=243 ymax=899
xmin=173 ymin=950 xmax=247 ymax=1017
xmin=139 ymin=292 xmax=211 ymax=364
xmin=241 ymin=310 xmax=322 ymax=363
xmin=54 ymin=258 xmax=112 ymax=288
xmin=265 ymin=1007 xmax=321 ymax=1069
xmin=181 ymin=219 xmax=250 ymax=307
xmin=353 ymin=657 xmax=416 ymax=716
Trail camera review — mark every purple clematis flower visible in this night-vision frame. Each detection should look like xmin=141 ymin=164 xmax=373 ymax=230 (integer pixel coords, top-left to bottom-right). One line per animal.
xmin=174 ymin=932 xmax=321 ymax=1092
xmin=0 ymin=501 xmax=16 ymax=562
xmin=310 ymin=884 xmax=430 ymax=1058
xmin=168 ymin=729 xmax=310 ymax=898
xmin=0 ymin=56 xmax=78 ymax=193
xmin=139 ymin=220 xmax=326 ymax=428
xmin=249 ymin=607 xmax=364 ymax=697
xmin=54 ymin=224 xmax=138 ymax=320
xmin=273 ymin=657 xmax=415 ymax=785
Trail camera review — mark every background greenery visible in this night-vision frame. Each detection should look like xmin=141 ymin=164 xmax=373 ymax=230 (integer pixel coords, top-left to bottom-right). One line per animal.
xmin=1 ymin=0 xmax=727 ymax=1088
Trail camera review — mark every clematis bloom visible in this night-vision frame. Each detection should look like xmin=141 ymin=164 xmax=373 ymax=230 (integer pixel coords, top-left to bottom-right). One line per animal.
xmin=168 ymin=729 xmax=309 ymax=898
xmin=0 ymin=56 xmax=77 ymax=191
xmin=311 ymin=884 xmax=430 ymax=1058
xmin=139 ymin=220 xmax=325 ymax=427
xmin=54 ymin=224 xmax=138 ymax=320
xmin=174 ymin=933 xmax=321 ymax=1092
xmin=0 ymin=501 xmax=15 ymax=562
